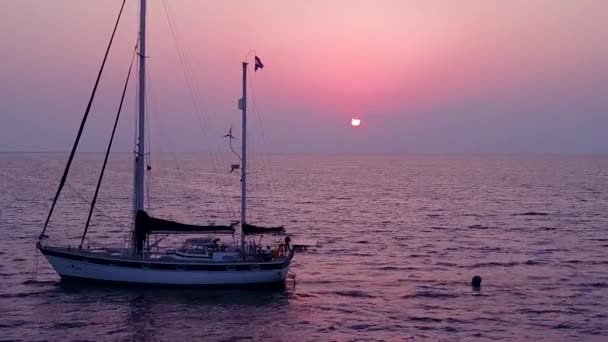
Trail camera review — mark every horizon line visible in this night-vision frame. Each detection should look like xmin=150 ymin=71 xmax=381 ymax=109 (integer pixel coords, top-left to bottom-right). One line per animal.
xmin=1 ymin=150 xmax=607 ymax=157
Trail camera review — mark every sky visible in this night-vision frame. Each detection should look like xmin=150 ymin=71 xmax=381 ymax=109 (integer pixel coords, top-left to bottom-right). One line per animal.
xmin=0 ymin=0 xmax=606 ymax=154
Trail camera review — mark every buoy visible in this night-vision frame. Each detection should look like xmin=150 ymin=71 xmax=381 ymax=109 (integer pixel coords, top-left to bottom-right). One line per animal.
xmin=472 ymin=275 xmax=482 ymax=289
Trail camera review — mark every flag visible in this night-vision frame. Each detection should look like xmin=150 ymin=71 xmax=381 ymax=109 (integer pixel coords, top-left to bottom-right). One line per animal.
xmin=254 ymin=56 xmax=264 ymax=71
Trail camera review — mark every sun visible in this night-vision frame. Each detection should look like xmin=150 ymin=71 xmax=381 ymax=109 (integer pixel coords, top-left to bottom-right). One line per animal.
xmin=351 ymin=118 xmax=361 ymax=127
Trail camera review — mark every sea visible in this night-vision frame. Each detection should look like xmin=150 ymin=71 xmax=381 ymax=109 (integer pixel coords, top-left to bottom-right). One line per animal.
xmin=1 ymin=153 xmax=607 ymax=341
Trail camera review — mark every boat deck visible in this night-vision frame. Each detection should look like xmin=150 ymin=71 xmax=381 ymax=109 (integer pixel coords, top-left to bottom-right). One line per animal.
xmin=39 ymin=245 xmax=291 ymax=265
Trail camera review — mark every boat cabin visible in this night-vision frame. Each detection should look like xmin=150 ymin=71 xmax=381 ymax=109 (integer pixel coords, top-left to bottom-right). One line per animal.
xmin=173 ymin=238 xmax=240 ymax=262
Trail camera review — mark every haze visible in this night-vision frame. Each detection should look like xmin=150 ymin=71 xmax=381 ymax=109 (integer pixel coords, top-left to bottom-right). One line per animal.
xmin=1 ymin=0 xmax=606 ymax=154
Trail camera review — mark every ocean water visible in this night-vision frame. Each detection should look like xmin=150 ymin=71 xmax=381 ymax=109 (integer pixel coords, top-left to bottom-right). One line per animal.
xmin=1 ymin=153 xmax=607 ymax=341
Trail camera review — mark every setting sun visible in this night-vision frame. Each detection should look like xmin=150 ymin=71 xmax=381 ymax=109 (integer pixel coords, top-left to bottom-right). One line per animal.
xmin=351 ymin=118 xmax=361 ymax=127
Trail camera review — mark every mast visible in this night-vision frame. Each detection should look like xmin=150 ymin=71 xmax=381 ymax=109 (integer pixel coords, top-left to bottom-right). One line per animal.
xmin=135 ymin=0 xmax=146 ymax=214
xmin=240 ymin=62 xmax=248 ymax=251
xmin=131 ymin=0 xmax=146 ymax=253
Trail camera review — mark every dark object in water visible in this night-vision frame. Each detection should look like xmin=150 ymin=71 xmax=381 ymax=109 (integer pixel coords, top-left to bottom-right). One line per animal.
xmin=472 ymin=275 xmax=482 ymax=289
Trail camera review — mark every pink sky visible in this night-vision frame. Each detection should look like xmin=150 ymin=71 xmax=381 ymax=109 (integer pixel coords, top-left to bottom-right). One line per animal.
xmin=1 ymin=0 xmax=606 ymax=153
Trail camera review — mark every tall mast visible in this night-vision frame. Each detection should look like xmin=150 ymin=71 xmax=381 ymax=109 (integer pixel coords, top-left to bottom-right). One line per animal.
xmin=240 ymin=62 xmax=248 ymax=250
xmin=135 ymin=0 xmax=146 ymax=214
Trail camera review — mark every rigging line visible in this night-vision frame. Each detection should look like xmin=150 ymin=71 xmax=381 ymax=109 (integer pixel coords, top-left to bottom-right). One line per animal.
xmin=248 ymin=67 xmax=276 ymax=204
xmin=247 ymin=68 xmax=259 ymax=201
xmin=39 ymin=0 xmax=127 ymax=241
xmin=32 ymin=246 xmax=39 ymax=280
xmin=150 ymin=107 xmax=186 ymax=187
xmin=162 ymin=3 xmax=205 ymax=138
xmin=144 ymin=36 xmax=191 ymax=211
xmin=168 ymin=5 xmax=236 ymax=221
xmin=145 ymin=52 xmax=187 ymax=195
xmin=142 ymin=28 xmax=185 ymax=196
xmin=162 ymin=1 xmax=227 ymax=177
xmin=63 ymin=181 xmax=128 ymax=230
xmin=161 ymin=1 xmax=236 ymax=218
xmin=147 ymin=51 xmax=185 ymax=186
xmin=164 ymin=4 xmax=216 ymax=161
xmin=248 ymin=73 xmax=296 ymax=218
xmin=79 ymin=42 xmax=138 ymax=249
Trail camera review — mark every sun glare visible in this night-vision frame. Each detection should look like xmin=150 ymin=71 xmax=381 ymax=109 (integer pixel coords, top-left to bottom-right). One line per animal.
xmin=351 ymin=118 xmax=361 ymax=127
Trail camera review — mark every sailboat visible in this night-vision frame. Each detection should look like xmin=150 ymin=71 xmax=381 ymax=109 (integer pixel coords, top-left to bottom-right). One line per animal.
xmin=36 ymin=0 xmax=296 ymax=287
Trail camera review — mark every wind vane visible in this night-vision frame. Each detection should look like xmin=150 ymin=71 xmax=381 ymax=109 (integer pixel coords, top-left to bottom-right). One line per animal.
xmin=224 ymin=126 xmax=241 ymax=172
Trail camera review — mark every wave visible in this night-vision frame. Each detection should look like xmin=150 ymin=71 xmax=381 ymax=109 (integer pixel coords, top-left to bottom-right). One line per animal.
xmin=22 ymin=279 xmax=59 ymax=286
xmin=579 ymin=282 xmax=607 ymax=288
xmin=0 ymin=290 xmax=49 ymax=299
xmin=334 ymin=290 xmax=376 ymax=299
xmin=51 ymin=321 xmax=91 ymax=329
xmin=295 ymin=293 xmax=318 ymax=298
xmin=378 ymin=266 xmax=418 ymax=271
xmin=407 ymin=254 xmax=426 ymax=258
xmin=402 ymin=289 xmax=459 ymax=299
xmin=468 ymin=224 xmax=492 ymax=230
xmin=402 ymin=292 xmax=459 ymax=299
xmin=515 ymin=212 xmax=549 ymax=216
xmin=0 ymin=320 xmax=27 ymax=329
xmin=470 ymin=261 xmax=520 ymax=268
xmin=519 ymin=308 xmax=567 ymax=315
xmin=348 ymin=323 xmax=375 ymax=331
xmin=435 ymin=262 xmax=458 ymax=267
xmin=456 ymin=259 xmax=527 ymax=268
xmin=408 ymin=316 xmax=443 ymax=323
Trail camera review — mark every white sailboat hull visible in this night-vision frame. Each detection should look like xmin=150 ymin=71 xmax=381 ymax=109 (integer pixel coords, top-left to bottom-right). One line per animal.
xmin=40 ymin=246 xmax=292 ymax=287
xmin=35 ymin=2 xmax=303 ymax=289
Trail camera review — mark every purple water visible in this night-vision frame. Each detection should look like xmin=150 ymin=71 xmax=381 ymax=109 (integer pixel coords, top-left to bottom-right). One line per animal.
xmin=1 ymin=153 xmax=607 ymax=341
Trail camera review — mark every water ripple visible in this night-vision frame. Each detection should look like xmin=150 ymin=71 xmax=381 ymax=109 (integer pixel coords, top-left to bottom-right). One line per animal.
xmin=1 ymin=154 xmax=607 ymax=341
